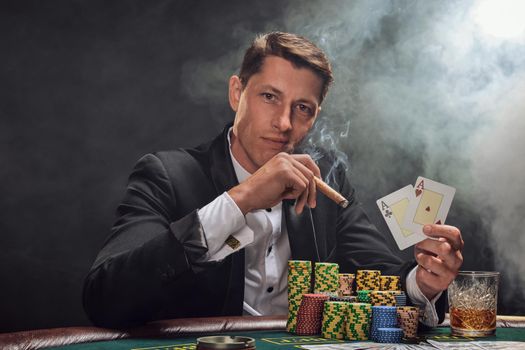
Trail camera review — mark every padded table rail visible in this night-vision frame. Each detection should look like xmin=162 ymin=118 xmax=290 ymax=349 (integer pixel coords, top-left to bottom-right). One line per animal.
xmin=1 ymin=314 xmax=524 ymax=350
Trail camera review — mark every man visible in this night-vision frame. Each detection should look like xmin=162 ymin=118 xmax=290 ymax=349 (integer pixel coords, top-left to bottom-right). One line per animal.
xmin=83 ymin=32 xmax=463 ymax=329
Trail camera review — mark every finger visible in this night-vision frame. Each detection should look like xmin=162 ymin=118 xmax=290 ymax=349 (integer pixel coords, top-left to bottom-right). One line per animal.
xmin=288 ymin=157 xmax=317 ymax=208
xmin=416 ymin=249 xmax=461 ymax=287
xmin=295 ymin=183 xmax=309 ymax=215
xmin=291 ymin=154 xmax=321 ymax=178
xmin=416 ymin=239 xmax=450 ymax=258
xmin=415 ymin=252 xmax=457 ymax=291
xmin=283 ymin=167 xmax=310 ymax=213
xmin=290 ymin=165 xmax=310 ymax=192
xmin=414 ymin=244 xmax=437 ymax=258
xmin=415 ymin=252 xmax=449 ymax=277
xmin=415 ymin=264 xmax=451 ymax=294
xmin=423 ymin=224 xmax=463 ymax=251
xmin=415 ymin=239 xmax=461 ymax=270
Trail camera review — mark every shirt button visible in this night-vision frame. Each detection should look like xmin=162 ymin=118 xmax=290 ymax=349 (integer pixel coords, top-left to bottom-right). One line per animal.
xmin=265 ymin=208 xmax=272 ymax=212
xmin=267 ymin=287 xmax=274 ymax=293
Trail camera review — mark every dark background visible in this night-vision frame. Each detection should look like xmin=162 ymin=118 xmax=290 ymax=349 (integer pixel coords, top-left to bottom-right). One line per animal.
xmin=1 ymin=0 xmax=523 ymax=332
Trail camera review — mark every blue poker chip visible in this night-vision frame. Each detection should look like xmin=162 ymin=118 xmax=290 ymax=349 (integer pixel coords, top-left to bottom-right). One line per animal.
xmin=372 ymin=306 xmax=397 ymax=311
xmin=372 ymin=316 xmax=396 ymax=321
xmin=374 ymin=327 xmax=403 ymax=343
xmin=378 ymin=327 xmax=403 ymax=333
xmin=372 ymin=314 xmax=397 ymax=320
xmin=373 ymin=318 xmax=397 ymax=322
xmin=395 ymin=296 xmax=407 ymax=306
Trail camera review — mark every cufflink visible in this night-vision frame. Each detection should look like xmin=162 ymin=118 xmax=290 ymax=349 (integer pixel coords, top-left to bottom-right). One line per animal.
xmin=225 ymin=235 xmax=241 ymax=250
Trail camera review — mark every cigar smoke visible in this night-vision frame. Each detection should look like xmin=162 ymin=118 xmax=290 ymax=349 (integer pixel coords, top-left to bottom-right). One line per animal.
xmin=181 ymin=0 xmax=525 ymax=314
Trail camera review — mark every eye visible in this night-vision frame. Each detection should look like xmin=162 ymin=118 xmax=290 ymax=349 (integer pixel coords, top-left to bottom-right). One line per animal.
xmin=296 ymin=103 xmax=313 ymax=116
xmin=262 ymin=92 xmax=275 ymax=101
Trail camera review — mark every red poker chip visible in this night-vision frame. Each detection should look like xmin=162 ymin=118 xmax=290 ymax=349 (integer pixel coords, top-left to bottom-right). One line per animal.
xmin=294 ymin=293 xmax=329 ymax=335
xmin=303 ymin=294 xmax=330 ymax=299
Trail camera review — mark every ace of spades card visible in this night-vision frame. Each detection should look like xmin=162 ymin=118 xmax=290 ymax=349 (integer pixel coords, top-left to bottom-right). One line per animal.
xmin=403 ymin=176 xmax=456 ymax=235
xmin=376 ymin=185 xmax=426 ymax=250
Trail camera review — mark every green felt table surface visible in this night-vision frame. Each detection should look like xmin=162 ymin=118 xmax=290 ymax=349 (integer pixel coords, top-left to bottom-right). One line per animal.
xmin=47 ymin=327 xmax=525 ymax=350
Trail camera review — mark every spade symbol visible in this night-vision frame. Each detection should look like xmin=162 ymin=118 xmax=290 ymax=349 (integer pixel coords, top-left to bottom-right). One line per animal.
xmin=425 ymin=206 xmax=431 ymax=212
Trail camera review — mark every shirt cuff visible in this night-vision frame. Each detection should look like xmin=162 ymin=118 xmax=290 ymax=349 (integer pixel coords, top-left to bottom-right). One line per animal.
xmin=197 ymin=192 xmax=252 ymax=261
xmin=406 ymin=266 xmax=443 ymax=327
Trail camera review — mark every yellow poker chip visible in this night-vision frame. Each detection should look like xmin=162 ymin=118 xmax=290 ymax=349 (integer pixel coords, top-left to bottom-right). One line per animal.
xmin=287 ymin=260 xmax=313 ymax=334
xmin=397 ymin=306 xmax=419 ymax=312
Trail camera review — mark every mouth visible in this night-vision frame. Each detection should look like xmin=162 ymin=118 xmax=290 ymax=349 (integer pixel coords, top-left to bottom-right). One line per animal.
xmin=261 ymin=137 xmax=290 ymax=150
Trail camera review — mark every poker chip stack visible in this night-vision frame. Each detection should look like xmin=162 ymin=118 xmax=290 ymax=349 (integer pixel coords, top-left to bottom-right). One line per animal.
xmin=286 ymin=260 xmax=312 ymax=333
xmin=356 ymin=270 xmax=381 ymax=291
xmin=295 ymin=294 xmax=329 ymax=335
xmin=380 ymin=275 xmax=401 ymax=291
xmin=357 ymin=290 xmax=371 ymax=303
xmin=314 ymin=263 xmax=339 ymax=294
xmin=370 ymin=306 xmax=399 ymax=342
xmin=321 ymin=301 xmax=348 ymax=339
xmin=395 ymin=291 xmax=407 ymax=306
xmin=338 ymin=273 xmax=354 ymax=296
xmin=370 ymin=291 xmax=397 ymax=306
xmin=345 ymin=302 xmax=372 ymax=341
xmin=397 ymin=306 xmax=419 ymax=339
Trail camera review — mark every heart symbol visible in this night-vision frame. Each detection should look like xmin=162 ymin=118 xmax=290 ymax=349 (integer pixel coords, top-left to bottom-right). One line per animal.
xmin=425 ymin=206 xmax=431 ymax=212
xmin=415 ymin=189 xmax=422 ymax=196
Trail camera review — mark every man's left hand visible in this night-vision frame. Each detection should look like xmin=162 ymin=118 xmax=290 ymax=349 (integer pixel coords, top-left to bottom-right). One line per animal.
xmin=414 ymin=224 xmax=464 ymax=301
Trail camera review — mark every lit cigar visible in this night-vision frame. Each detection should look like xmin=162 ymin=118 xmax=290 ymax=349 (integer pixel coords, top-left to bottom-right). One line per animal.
xmin=313 ymin=177 xmax=349 ymax=208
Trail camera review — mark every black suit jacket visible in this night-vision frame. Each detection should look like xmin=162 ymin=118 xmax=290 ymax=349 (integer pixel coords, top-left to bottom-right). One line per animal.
xmin=83 ymin=125 xmax=445 ymax=328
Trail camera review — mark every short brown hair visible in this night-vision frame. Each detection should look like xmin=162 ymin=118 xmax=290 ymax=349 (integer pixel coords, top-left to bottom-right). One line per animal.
xmin=239 ymin=32 xmax=334 ymax=103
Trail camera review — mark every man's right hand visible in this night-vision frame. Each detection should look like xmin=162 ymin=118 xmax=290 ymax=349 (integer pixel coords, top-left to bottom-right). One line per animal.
xmin=228 ymin=152 xmax=321 ymax=215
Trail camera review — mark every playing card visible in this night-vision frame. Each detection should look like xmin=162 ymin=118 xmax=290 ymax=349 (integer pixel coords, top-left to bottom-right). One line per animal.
xmin=403 ymin=177 xmax=456 ymax=235
xmin=376 ymin=185 xmax=426 ymax=250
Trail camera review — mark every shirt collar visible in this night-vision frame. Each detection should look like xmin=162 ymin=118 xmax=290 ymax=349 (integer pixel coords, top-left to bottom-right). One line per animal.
xmin=227 ymin=127 xmax=252 ymax=183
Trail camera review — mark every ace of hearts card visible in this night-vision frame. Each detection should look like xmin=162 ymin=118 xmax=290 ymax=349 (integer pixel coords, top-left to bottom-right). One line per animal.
xmin=403 ymin=176 xmax=456 ymax=235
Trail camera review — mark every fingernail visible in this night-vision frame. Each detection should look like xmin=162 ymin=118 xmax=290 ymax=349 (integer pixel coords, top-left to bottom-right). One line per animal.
xmin=423 ymin=225 xmax=432 ymax=233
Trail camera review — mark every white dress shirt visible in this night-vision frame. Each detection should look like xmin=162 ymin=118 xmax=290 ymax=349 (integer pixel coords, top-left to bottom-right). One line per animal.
xmin=196 ymin=128 xmax=440 ymax=326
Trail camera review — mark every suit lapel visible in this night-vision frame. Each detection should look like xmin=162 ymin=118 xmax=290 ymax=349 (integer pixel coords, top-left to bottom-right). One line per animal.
xmin=284 ymin=201 xmax=321 ymax=262
xmin=209 ymin=124 xmax=239 ymax=194
xmin=208 ymin=124 xmax=244 ymax=315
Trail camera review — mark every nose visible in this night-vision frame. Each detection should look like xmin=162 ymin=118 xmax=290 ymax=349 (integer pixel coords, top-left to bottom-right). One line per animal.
xmin=272 ymin=105 xmax=292 ymax=132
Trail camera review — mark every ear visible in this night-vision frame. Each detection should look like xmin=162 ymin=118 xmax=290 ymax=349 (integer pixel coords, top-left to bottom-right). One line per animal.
xmin=229 ymin=75 xmax=243 ymax=112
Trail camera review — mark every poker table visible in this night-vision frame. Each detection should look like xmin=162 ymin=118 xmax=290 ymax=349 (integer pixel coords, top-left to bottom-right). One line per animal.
xmin=1 ymin=315 xmax=524 ymax=350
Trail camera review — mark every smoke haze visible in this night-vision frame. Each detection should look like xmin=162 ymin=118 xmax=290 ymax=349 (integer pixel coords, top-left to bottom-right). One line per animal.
xmin=181 ymin=0 xmax=525 ymax=312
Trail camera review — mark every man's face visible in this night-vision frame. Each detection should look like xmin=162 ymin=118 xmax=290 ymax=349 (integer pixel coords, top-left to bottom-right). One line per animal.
xmin=229 ymin=55 xmax=323 ymax=173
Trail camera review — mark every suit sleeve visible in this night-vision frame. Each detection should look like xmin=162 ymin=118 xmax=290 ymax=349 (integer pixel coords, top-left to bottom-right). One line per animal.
xmin=82 ymin=153 xmax=211 ymax=328
xmin=332 ymin=165 xmax=447 ymax=324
